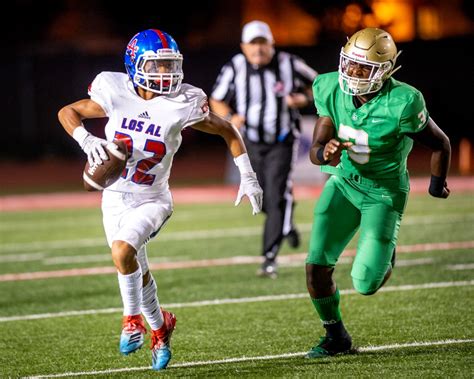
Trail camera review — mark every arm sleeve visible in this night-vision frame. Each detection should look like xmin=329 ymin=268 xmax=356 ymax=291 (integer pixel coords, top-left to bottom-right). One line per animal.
xmin=400 ymin=90 xmax=429 ymax=134
xmin=210 ymin=62 xmax=236 ymax=102
xmin=87 ymin=73 xmax=113 ymax=116
xmin=182 ymin=89 xmax=210 ymax=129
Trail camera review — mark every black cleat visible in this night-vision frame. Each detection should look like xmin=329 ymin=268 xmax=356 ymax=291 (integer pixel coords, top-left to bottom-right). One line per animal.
xmin=286 ymin=229 xmax=301 ymax=249
xmin=306 ymin=334 xmax=352 ymax=358
xmin=257 ymin=258 xmax=278 ymax=279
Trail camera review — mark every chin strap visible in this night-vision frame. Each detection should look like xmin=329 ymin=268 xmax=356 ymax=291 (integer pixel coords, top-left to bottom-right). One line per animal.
xmin=388 ymin=50 xmax=403 ymax=78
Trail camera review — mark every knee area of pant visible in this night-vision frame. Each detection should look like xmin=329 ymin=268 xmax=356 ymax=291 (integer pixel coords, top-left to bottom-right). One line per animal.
xmin=351 ymin=265 xmax=383 ymax=296
xmin=354 ymin=282 xmax=378 ymax=295
xmin=352 ymin=277 xmax=379 ymax=296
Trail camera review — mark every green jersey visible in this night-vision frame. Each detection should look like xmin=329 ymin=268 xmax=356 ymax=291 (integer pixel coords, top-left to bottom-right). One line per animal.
xmin=313 ymin=71 xmax=428 ymax=181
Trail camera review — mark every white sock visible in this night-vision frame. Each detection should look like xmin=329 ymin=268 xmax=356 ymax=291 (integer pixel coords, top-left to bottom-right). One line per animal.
xmin=141 ymin=274 xmax=164 ymax=330
xmin=117 ymin=267 xmax=142 ymax=316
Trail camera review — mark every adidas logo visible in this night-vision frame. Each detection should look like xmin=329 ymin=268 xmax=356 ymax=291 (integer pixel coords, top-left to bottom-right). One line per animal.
xmin=138 ymin=111 xmax=151 ymax=119
xmin=128 ymin=333 xmax=142 ymax=345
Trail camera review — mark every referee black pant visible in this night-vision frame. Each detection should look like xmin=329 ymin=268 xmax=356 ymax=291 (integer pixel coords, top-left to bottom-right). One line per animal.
xmin=244 ymin=136 xmax=296 ymax=259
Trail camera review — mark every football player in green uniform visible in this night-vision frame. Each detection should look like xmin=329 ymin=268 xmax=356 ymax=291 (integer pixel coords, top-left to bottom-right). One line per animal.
xmin=305 ymin=28 xmax=451 ymax=358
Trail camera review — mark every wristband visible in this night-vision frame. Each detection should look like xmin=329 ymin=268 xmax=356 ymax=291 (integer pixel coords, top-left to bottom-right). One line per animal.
xmin=72 ymin=125 xmax=90 ymax=148
xmin=316 ymin=147 xmax=330 ymax=165
xmin=234 ymin=153 xmax=254 ymax=174
xmin=428 ymin=175 xmax=446 ymax=197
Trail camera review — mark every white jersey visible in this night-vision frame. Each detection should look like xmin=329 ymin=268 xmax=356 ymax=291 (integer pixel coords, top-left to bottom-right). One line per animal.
xmin=88 ymin=71 xmax=209 ymax=193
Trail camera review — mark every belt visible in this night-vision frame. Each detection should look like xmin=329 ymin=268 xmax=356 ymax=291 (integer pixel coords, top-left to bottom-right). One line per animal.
xmin=320 ymin=165 xmax=401 ymax=188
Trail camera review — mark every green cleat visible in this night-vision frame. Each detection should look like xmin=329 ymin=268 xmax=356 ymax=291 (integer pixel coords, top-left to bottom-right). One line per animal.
xmin=306 ymin=335 xmax=352 ymax=358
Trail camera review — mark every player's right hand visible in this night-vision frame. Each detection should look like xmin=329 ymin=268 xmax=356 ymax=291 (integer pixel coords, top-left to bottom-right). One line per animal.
xmin=323 ymin=139 xmax=353 ymax=161
xmin=81 ymin=135 xmax=112 ymax=166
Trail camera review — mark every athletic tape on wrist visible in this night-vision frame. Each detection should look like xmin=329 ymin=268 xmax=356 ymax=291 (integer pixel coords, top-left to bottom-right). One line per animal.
xmin=234 ymin=153 xmax=254 ymax=174
xmin=317 ymin=147 xmax=330 ymax=165
xmin=429 ymin=174 xmax=446 ymax=196
xmin=72 ymin=125 xmax=90 ymax=147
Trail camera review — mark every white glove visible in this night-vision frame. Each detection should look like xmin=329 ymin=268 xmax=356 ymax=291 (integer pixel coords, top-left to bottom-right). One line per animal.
xmin=73 ymin=126 xmax=115 ymax=166
xmin=82 ymin=135 xmax=113 ymax=166
xmin=235 ymin=172 xmax=263 ymax=215
xmin=233 ymin=153 xmax=263 ymax=215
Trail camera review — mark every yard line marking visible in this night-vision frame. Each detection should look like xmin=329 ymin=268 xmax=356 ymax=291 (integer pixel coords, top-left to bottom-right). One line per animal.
xmin=2 ymin=227 xmax=266 ymax=252
xmin=395 ymin=257 xmax=435 ymax=267
xmin=3 ymin=213 xmax=473 ymax=254
xmin=282 ymin=257 xmax=434 ymax=268
xmin=0 ymin=217 xmax=102 ymax=231
xmin=396 ymin=241 xmax=474 ymax=253
xmin=0 ymin=249 xmax=440 ymax=267
xmin=0 ymin=252 xmax=46 ymax=263
xmin=358 ymin=339 xmax=474 ymax=351
xmin=401 ymin=212 xmax=474 ymax=225
xmin=41 ymin=255 xmax=186 ymax=265
xmin=1 ymin=237 xmax=106 ymax=253
xmin=0 ymin=251 xmax=188 ymax=265
xmin=1 ymin=241 xmax=473 ymax=282
xmin=26 ymin=338 xmax=474 ymax=378
xmin=447 ymin=263 xmax=474 ymax=271
xmin=0 ymin=307 xmax=122 ymax=322
xmin=2 ymin=211 xmax=472 ymax=232
xmin=0 ymin=209 xmax=228 ymax=231
xmin=3 ymin=280 xmax=473 ymax=323
xmin=43 ymin=254 xmax=110 ymax=265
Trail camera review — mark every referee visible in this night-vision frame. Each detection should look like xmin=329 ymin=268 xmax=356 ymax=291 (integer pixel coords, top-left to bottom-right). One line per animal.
xmin=210 ymin=20 xmax=317 ymax=278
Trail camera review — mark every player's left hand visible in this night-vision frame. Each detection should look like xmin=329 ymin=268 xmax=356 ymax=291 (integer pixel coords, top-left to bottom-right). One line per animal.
xmin=429 ymin=177 xmax=450 ymax=199
xmin=235 ymin=172 xmax=263 ymax=215
xmin=438 ymin=185 xmax=450 ymax=198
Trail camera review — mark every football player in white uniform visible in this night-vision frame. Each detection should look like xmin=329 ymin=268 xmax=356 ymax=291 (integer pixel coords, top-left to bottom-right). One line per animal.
xmin=58 ymin=29 xmax=263 ymax=371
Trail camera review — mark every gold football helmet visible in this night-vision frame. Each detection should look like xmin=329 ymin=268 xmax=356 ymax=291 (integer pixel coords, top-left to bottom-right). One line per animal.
xmin=339 ymin=28 xmax=401 ymax=96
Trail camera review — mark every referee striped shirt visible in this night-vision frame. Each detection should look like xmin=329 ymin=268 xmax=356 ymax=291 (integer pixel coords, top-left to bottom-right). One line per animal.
xmin=211 ymin=51 xmax=317 ymax=144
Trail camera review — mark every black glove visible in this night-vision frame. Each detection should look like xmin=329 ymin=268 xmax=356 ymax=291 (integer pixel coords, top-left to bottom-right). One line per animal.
xmin=428 ymin=175 xmax=450 ymax=198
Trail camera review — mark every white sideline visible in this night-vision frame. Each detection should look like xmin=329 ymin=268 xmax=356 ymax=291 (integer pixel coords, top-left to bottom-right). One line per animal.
xmin=2 ymin=280 xmax=473 ymax=323
xmin=25 ymin=338 xmax=474 ymax=378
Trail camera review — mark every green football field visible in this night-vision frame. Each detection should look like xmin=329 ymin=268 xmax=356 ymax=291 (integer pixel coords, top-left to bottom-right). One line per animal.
xmin=0 ymin=191 xmax=473 ymax=378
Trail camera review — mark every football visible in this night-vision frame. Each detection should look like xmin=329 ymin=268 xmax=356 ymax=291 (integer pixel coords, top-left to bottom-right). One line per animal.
xmin=83 ymin=140 xmax=128 ymax=191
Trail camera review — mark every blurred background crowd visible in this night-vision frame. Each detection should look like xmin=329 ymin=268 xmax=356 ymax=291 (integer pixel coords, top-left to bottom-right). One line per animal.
xmin=2 ymin=0 xmax=473 ymax=191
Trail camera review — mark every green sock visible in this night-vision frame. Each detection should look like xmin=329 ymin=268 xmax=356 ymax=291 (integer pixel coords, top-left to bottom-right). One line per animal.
xmin=310 ymin=288 xmax=342 ymax=325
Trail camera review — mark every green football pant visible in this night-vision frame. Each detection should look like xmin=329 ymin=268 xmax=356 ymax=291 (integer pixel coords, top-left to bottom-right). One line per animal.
xmin=306 ymin=175 xmax=409 ymax=295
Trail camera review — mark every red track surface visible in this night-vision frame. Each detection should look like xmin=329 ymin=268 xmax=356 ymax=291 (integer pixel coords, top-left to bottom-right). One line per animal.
xmin=1 ymin=176 xmax=473 ymax=212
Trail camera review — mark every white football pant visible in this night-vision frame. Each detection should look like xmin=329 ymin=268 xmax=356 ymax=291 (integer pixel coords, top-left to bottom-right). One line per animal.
xmin=101 ymin=189 xmax=173 ymax=270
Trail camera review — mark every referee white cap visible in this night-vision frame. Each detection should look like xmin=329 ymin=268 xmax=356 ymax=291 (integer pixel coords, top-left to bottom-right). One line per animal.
xmin=242 ymin=21 xmax=274 ymax=43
